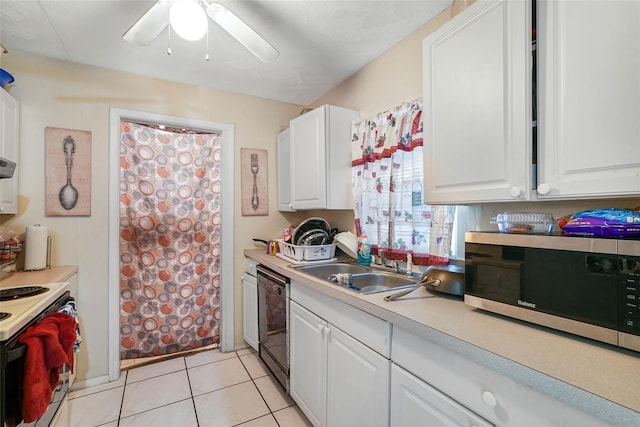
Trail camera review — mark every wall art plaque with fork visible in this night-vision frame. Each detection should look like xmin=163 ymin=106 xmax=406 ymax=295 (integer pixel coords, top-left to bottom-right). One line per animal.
xmin=45 ymin=127 xmax=92 ymax=216
xmin=240 ymin=148 xmax=268 ymax=216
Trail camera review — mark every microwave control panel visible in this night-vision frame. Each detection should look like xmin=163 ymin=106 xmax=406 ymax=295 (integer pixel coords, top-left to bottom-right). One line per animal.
xmin=620 ymin=257 xmax=640 ymax=336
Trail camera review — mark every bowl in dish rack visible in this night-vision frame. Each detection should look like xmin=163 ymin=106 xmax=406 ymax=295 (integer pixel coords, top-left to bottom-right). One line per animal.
xmin=292 ymin=217 xmax=331 ymax=246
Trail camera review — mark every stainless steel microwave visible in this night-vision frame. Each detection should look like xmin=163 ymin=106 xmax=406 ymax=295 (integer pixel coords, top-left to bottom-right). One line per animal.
xmin=464 ymin=232 xmax=640 ymax=353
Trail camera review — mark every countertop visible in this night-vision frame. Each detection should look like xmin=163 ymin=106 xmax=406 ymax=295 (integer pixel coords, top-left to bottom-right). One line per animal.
xmin=245 ymin=249 xmax=640 ymax=424
xmin=0 ymin=266 xmax=78 ymax=288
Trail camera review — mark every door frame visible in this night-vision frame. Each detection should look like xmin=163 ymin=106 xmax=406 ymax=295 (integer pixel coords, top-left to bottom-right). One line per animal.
xmin=108 ymin=108 xmax=235 ymax=381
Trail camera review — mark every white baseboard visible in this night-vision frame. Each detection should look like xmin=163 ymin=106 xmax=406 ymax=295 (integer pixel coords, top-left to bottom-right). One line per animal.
xmin=70 ymin=374 xmax=110 ymax=391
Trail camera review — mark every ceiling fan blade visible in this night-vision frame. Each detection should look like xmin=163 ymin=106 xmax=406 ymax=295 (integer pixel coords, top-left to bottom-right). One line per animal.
xmin=205 ymin=2 xmax=279 ymax=63
xmin=123 ymin=0 xmax=173 ymax=46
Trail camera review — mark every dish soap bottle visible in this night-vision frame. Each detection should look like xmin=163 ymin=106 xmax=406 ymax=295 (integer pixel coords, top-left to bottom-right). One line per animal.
xmin=357 ymin=234 xmax=372 ymax=266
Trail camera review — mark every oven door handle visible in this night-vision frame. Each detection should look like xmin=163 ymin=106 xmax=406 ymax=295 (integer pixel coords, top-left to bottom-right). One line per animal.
xmin=7 ymin=343 xmax=27 ymax=363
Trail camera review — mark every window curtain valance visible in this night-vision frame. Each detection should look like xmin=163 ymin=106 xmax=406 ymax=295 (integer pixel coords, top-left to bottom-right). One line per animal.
xmin=351 ymin=98 xmax=455 ymax=266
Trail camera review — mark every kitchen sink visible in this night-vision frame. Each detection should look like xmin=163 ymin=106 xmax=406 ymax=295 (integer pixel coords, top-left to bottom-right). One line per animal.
xmin=349 ymin=272 xmax=417 ymax=294
xmin=295 ymin=262 xmax=370 ymax=278
xmin=295 ymin=262 xmax=419 ymax=295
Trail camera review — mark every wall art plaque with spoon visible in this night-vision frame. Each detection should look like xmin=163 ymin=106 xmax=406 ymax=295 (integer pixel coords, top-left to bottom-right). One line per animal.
xmin=45 ymin=127 xmax=91 ymax=216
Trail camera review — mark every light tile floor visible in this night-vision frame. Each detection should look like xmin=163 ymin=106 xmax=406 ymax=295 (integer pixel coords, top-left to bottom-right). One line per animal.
xmin=62 ymin=348 xmax=312 ymax=427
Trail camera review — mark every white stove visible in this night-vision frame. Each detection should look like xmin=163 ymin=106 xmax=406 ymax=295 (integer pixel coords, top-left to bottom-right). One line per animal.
xmin=0 ymin=281 xmax=70 ymax=341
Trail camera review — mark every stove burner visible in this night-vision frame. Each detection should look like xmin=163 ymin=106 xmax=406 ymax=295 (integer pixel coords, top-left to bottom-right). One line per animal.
xmin=0 ymin=312 xmax=11 ymax=321
xmin=0 ymin=286 xmax=49 ymax=301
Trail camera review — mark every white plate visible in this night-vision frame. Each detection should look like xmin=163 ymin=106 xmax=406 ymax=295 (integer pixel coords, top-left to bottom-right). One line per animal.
xmin=334 ymin=232 xmax=358 ymax=259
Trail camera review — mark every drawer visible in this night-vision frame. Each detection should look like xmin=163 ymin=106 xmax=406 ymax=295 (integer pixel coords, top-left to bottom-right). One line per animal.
xmin=392 ymin=327 xmax=608 ymax=426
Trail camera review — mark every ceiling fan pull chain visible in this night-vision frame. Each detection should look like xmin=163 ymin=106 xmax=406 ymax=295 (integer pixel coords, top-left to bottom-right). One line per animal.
xmin=167 ymin=23 xmax=172 ymax=56
xmin=205 ymin=21 xmax=210 ymax=61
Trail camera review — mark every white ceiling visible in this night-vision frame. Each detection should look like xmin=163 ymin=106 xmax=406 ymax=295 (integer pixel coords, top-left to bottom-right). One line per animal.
xmin=0 ymin=0 xmax=452 ymax=105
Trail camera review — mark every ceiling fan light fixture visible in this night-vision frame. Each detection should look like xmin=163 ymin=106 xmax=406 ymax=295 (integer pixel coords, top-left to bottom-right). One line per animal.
xmin=170 ymin=0 xmax=208 ymax=42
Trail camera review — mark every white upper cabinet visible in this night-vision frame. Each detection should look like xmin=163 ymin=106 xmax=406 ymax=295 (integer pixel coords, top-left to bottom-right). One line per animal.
xmin=276 ymin=128 xmax=295 ymax=211
xmin=537 ymin=0 xmax=640 ymax=199
xmin=289 ymin=105 xmax=359 ymax=210
xmin=423 ymin=0 xmax=532 ymax=204
xmin=0 ymin=88 xmax=19 ymax=214
xmin=423 ymin=0 xmax=640 ymax=203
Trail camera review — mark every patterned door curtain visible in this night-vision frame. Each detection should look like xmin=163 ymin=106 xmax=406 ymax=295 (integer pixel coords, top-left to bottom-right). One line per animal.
xmin=119 ymin=121 xmax=222 ymax=359
xmin=351 ymin=99 xmax=456 ymax=266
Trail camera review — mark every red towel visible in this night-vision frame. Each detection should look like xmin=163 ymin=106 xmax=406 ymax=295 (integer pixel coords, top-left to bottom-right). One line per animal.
xmin=18 ymin=312 xmax=77 ymax=423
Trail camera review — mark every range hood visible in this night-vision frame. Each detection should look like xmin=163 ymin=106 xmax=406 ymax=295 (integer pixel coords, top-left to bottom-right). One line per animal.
xmin=0 ymin=157 xmax=16 ymax=179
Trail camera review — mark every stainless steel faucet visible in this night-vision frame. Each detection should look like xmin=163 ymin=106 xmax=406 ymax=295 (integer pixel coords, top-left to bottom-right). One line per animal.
xmin=376 ymin=249 xmax=400 ymax=273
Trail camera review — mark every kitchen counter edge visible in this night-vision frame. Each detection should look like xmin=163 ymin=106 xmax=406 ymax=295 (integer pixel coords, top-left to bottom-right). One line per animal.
xmin=245 ymin=249 xmax=639 ymax=425
xmin=0 ymin=265 xmax=78 ymax=288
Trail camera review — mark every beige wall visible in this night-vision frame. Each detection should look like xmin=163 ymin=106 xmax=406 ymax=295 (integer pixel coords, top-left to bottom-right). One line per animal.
xmin=0 ymin=52 xmax=303 ymax=382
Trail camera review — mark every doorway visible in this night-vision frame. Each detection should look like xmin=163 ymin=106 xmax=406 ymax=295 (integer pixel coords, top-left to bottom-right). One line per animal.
xmin=108 ymin=109 xmax=235 ymax=381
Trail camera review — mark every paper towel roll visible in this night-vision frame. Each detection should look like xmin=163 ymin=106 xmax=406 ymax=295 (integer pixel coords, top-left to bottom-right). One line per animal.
xmin=25 ymin=225 xmax=48 ymax=271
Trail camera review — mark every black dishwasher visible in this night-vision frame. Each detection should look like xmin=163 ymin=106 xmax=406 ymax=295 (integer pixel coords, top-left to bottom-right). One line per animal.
xmin=257 ymin=264 xmax=289 ymax=393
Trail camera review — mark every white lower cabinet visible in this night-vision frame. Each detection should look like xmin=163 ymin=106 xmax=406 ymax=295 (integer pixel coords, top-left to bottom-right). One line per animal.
xmin=289 ymin=284 xmax=390 ymax=427
xmin=241 ymin=273 xmax=258 ymax=351
xmin=326 ymin=324 xmax=390 ymax=427
xmin=290 ymin=300 xmax=327 ymax=426
xmin=391 ymin=363 xmax=492 ymax=427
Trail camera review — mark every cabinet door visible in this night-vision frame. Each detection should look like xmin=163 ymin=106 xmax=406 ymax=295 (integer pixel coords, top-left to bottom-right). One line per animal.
xmin=423 ymin=0 xmax=532 ymax=203
xmin=290 ymin=106 xmax=327 ymax=210
xmin=290 ymin=301 xmax=327 ymax=426
xmin=0 ymin=89 xmax=19 ymax=214
xmin=277 ymin=128 xmax=295 ymax=211
xmin=326 ymin=326 xmax=390 ymax=427
xmin=241 ymin=274 xmax=259 ymax=351
xmin=537 ymin=1 xmax=640 ymax=199
xmin=391 ymin=364 xmax=493 ymax=427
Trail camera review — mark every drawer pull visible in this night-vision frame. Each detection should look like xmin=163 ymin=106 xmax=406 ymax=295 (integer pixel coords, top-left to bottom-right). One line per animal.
xmin=482 ymin=390 xmax=497 ymax=408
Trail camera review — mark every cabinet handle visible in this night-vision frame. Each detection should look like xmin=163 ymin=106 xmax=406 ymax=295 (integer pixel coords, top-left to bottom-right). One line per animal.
xmin=482 ymin=390 xmax=497 ymax=408
xmin=536 ymin=183 xmax=551 ymax=195
xmin=509 ymin=186 xmax=522 ymax=198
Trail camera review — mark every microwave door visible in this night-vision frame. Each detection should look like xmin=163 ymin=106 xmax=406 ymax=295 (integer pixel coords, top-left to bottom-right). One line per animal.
xmin=466 ymin=243 xmax=524 ymax=305
xmin=521 ymin=249 xmax=618 ymax=330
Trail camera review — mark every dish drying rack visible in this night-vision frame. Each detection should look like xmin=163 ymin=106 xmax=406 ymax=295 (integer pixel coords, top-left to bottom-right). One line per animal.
xmin=276 ymin=239 xmax=337 ymax=263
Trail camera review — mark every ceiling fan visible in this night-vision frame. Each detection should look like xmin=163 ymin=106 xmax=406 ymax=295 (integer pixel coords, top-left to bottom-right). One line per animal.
xmin=123 ymin=0 xmax=279 ymax=63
